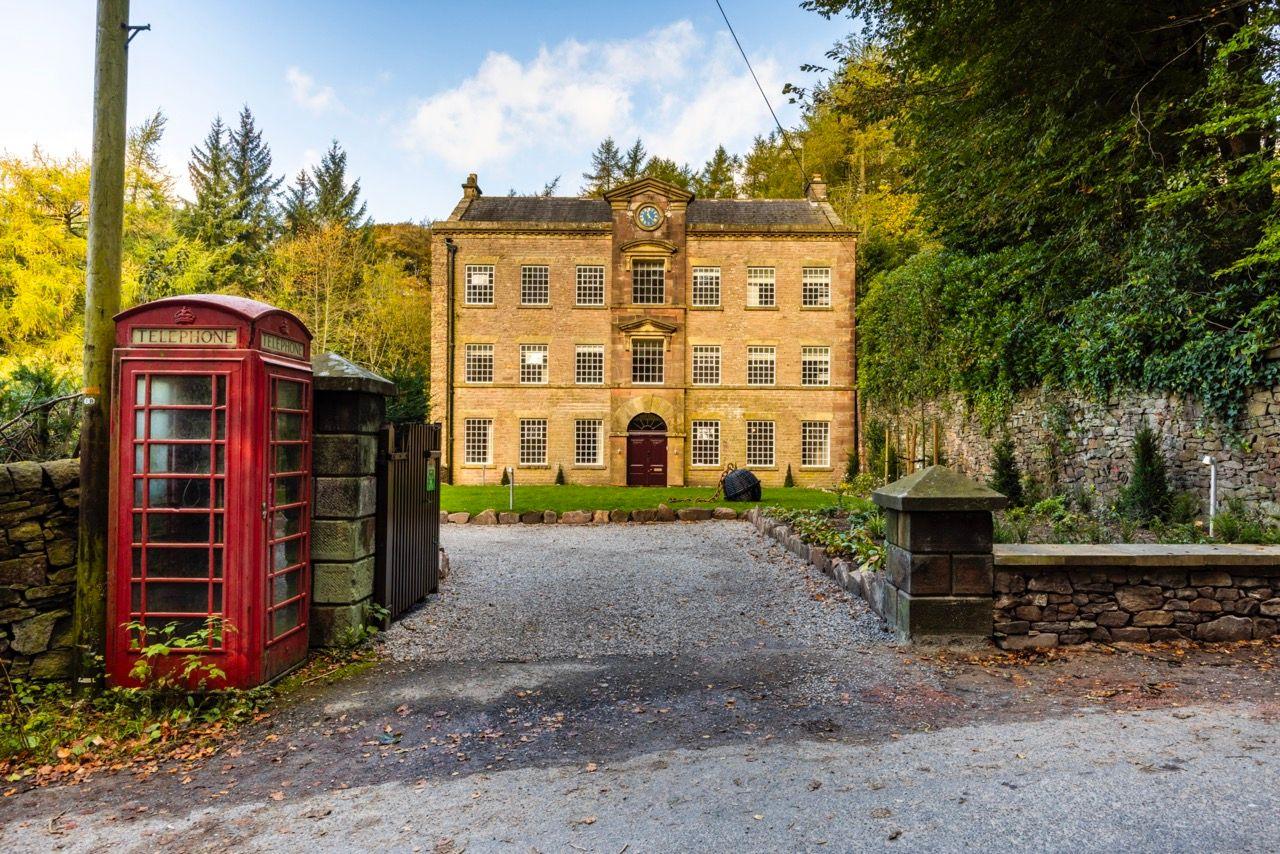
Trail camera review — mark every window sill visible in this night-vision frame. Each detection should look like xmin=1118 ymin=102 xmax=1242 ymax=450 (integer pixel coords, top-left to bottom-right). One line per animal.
xmin=691 ymin=464 xmax=722 ymax=469
xmin=572 ymin=464 xmax=607 ymax=470
xmin=462 ymin=303 xmax=495 ymax=309
xmin=518 ymin=304 xmax=553 ymax=309
xmin=746 ymin=383 xmax=777 ymax=389
xmin=518 ymin=382 xmax=550 ymax=386
xmin=800 ymin=305 xmax=834 ymax=311
xmin=517 ymin=464 xmax=550 ymax=469
xmin=744 ymin=305 xmax=779 ymax=311
xmin=800 ymin=466 xmax=834 ymax=472
xmin=689 ymin=305 xmax=722 ymax=311
xmin=461 ymin=463 xmax=495 ymax=469
xmin=574 ymin=304 xmax=608 ymax=309
xmin=746 ymin=465 xmax=777 ymax=471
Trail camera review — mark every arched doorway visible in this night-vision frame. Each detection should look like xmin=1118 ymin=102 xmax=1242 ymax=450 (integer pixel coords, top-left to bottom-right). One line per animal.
xmin=626 ymin=413 xmax=667 ymax=486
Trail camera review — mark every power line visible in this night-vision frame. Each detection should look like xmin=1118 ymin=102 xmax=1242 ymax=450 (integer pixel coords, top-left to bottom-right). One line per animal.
xmin=714 ymin=0 xmax=808 ymax=184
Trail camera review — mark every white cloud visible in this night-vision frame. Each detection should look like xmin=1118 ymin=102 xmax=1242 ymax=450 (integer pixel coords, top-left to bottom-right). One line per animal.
xmin=400 ymin=21 xmax=787 ymax=174
xmin=286 ymin=66 xmax=341 ymax=115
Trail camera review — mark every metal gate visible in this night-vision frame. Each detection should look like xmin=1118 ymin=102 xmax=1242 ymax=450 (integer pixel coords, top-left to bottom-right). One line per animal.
xmin=375 ymin=422 xmax=441 ymax=623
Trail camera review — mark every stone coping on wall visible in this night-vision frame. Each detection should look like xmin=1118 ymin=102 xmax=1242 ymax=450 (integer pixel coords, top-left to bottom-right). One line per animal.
xmin=994 ymin=543 xmax=1280 ymax=568
xmin=442 ymin=505 xmax=741 ymax=525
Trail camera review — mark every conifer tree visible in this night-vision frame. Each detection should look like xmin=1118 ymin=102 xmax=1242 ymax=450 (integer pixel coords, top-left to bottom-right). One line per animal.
xmin=696 ymin=145 xmax=740 ymax=199
xmin=622 ymin=138 xmax=647 ymax=181
xmin=581 ymin=137 xmax=623 ymax=196
xmin=180 ymin=117 xmax=239 ymax=248
xmin=228 ymin=106 xmax=282 ymax=260
xmin=641 ymin=156 xmax=694 ymax=189
xmin=988 ymin=436 xmax=1024 ymax=506
xmin=1120 ymin=424 xmax=1170 ymax=522
xmin=281 ymin=170 xmax=316 ymax=235
xmin=311 ymin=140 xmax=368 ymax=230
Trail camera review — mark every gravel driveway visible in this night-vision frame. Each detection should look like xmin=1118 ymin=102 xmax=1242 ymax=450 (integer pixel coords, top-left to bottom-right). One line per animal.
xmin=5 ymin=521 xmax=1280 ymax=852
xmin=382 ymin=520 xmax=888 ymax=662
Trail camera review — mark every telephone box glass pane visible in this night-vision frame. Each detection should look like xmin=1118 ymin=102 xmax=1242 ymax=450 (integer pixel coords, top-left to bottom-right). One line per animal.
xmin=139 ymin=478 xmax=212 ymax=509
xmin=274 ymin=412 xmax=303 ymax=440
xmin=272 ymin=506 xmax=303 ymax=538
xmin=273 ymin=475 xmax=303 ymax=506
xmin=276 ymin=381 xmax=304 ymax=410
xmin=149 ymin=410 xmax=212 ymax=440
xmin=272 ymin=537 xmax=302 ymax=571
xmin=149 ymin=376 xmax=212 ymax=406
xmin=272 ymin=601 xmax=300 ymax=637
xmin=146 ymin=511 xmax=210 ymax=543
xmin=272 ymin=570 xmax=300 ymax=602
xmin=274 ymin=444 xmax=302 ymax=472
xmin=147 ymin=444 xmax=212 ymax=474
xmin=145 ymin=547 xmax=212 ymax=579
xmin=145 ymin=581 xmax=209 ymax=613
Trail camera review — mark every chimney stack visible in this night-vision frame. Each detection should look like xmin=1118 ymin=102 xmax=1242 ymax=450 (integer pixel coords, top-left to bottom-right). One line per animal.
xmin=805 ymin=173 xmax=828 ymax=202
xmin=462 ymin=173 xmax=482 ymax=199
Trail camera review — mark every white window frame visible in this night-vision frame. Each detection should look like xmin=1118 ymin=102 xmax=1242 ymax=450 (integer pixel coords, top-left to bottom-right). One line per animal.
xmin=463 ymin=343 xmax=493 ymax=384
xmin=801 ymin=421 xmax=830 ymax=468
xmin=746 ymin=267 xmax=775 ymax=308
xmin=631 ymin=338 xmax=665 ymax=385
xmin=691 ymin=345 xmax=721 ymax=386
xmin=574 ymin=419 xmax=603 ymax=466
xmin=463 ymin=418 xmax=492 ymax=465
xmin=691 ymin=266 xmax=721 ymax=307
xmin=575 ymin=344 xmax=605 ymax=385
xmin=802 ymin=267 xmax=832 ymax=308
xmin=746 ymin=420 xmax=775 ymax=468
xmin=520 ymin=344 xmax=548 ymax=385
xmin=691 ymin=420 xmax=720 ymax=467
xmin=519 ymin=419 xmax=548 ymax=466
xmin=464 ymin=264 xmax=494 ymax=306
xmin=747 ymin=346 xmax=776 ymax=386
xmin=576 ymin=265 xmax=606 ymax=306
xmin=631 ymin=259 xmax=665 ymax=305
xmin=520 ymin=265 xmax=550 ymax=306
xmin=801 ymin=346 xmax=831 ymax=387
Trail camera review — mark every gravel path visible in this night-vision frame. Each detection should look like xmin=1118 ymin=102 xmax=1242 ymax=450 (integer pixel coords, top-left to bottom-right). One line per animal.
xmin=8 ymin=522 xmax=1280 ymax=851
xmin=382 ymin=520 xmax=889 ymax=661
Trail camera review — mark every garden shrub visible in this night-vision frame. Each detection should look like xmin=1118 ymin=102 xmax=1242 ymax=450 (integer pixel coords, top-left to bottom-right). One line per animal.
xmin=1168 ymin=491 xmax=1201 ymax=525
xmin=988 ymin=437 xmax=1023 ymax=505
xmin=784 ymin=464 xmax=795 ymax=488
xmin=555 ymin=465 xmax=565 ymax=486
xmin=1119 ymin=424 xmax=1170 ymax=522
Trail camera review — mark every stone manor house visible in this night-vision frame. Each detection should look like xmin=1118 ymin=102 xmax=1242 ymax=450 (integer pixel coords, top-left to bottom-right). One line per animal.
xmin=430 ymin=173 xmax=857 ymax=487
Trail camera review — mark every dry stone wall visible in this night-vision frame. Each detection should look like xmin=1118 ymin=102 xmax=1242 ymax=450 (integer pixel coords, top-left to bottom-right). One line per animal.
xmin=922 ymin=385 xmax=1280 ymax=519
xmin=993 ymin=546 xmax=1280 ymax=649
xmin=0 ymin=459 xmax=80 ymax=679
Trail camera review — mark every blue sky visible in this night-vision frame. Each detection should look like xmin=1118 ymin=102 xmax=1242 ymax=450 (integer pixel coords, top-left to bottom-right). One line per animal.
xmin=0 ymin=1 xmax=851 ymax=222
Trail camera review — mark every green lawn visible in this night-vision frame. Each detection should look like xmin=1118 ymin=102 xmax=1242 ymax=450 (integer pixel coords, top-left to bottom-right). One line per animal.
xmin=440 ymin=484 xmax=856 ymax=515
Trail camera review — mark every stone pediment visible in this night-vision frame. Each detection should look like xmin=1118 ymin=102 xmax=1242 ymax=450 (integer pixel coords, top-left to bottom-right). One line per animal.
xmin=618 ymin=238 xmax=678 ymax=255
xmin=617 ymin=317 xmax=678 ymax=336
xmin=602 ymin=177 xmax=695 ymax=203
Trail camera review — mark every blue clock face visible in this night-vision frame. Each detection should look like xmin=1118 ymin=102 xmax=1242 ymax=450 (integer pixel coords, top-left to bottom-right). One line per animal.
xmin=637 ymin=205 xmax=662 ymax=229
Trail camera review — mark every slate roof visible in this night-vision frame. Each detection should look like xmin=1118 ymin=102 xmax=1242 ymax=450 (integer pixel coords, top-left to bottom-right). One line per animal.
xmin=686 ymin=199 xmax=833 ymax=226
xmin=459 ymin=197 xmax=610 ymax=223
xmin=456 ymin=196 xmax=843 ymax=228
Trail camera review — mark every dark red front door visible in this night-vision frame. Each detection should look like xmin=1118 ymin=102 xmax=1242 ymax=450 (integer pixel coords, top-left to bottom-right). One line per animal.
xmin=627 ymin=434 xmax=667 ymax=486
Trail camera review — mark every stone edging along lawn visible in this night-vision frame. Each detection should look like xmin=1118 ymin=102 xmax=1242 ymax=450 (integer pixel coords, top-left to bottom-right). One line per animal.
xmin=441 ymin=504 xmax=742 ymax=525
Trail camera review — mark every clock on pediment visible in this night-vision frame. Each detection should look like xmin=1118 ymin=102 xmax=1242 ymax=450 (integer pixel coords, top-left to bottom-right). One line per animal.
xmin=636 ymin=204 xmax=663 ymax=230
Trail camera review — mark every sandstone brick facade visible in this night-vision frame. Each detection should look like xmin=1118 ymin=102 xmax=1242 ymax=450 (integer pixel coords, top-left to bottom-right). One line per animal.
xmin=431 ymin=175 xmax=857 ymax=488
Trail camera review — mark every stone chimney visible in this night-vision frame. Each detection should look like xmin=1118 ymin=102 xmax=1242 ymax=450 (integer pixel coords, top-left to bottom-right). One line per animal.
xmin=805 ymin=173 xmax=828 ymax=202
xmin=462 ymin=173 xmax=482 ymax=199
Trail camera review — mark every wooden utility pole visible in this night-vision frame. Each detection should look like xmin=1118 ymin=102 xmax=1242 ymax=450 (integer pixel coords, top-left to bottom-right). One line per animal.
xmin=75 ymin=0 xmax=133 ymax=684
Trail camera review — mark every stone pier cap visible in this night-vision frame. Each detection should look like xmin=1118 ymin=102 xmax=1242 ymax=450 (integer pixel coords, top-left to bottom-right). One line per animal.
xmin=872 ymin=465 xmax=1009 ymax=513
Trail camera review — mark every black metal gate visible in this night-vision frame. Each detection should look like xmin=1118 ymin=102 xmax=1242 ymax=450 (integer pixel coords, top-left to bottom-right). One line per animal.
xmin=375 ymin=422 xmax=441 ymax=623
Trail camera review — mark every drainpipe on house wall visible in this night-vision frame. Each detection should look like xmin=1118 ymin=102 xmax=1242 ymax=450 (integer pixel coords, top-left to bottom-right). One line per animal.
xmin=445 ymin=237 xmax=457 ymax=483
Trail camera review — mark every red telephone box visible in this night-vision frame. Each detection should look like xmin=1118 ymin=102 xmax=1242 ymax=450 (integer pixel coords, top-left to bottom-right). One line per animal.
xmin=107 ymin=295 xmax=313 ymax=689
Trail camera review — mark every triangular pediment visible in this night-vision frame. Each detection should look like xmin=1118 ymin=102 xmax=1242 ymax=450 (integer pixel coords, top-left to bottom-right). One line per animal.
xmin=602 ymin=177 xmax=695 ymax=203
xmin=618 ymin=317 xmax=679 ymax=335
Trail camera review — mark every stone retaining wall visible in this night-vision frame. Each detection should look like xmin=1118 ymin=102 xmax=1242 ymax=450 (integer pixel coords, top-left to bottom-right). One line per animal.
xmin=993 ymin=544 xmax=1280 ymax=649
xmin=918 ymin=385 xmax=1280 ymax=519
xmin=0 ymin=459 xmax=80 ymax=679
